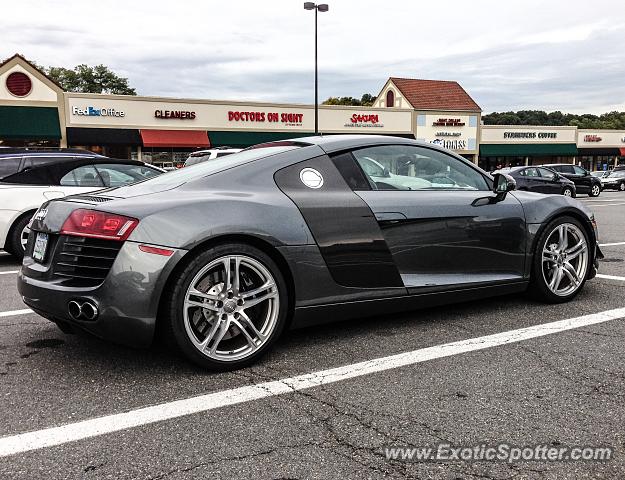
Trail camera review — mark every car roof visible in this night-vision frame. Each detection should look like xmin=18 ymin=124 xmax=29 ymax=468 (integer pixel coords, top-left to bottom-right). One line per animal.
xmin=0 ymin=148 xmax=105 ymax=158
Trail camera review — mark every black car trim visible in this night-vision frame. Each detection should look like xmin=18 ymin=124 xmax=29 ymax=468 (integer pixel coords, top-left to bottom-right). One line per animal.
xmin=274 ymin=154 xmax=404 ymax=289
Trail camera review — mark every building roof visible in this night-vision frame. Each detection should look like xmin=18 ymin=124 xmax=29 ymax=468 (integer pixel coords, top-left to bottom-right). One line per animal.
xmin=0 ymin=53 xmax=64 ymax=91
xmin=389 ymin=77 xmax=481 ymax=112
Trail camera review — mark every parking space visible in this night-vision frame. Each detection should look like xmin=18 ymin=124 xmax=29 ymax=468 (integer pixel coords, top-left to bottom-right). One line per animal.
xmin=1 ymin=193 xmax=625 ymax=479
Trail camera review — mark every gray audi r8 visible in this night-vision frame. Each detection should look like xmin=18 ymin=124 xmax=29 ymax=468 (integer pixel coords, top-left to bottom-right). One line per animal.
xmin=18 ymin=135 xmax=602 ymax=370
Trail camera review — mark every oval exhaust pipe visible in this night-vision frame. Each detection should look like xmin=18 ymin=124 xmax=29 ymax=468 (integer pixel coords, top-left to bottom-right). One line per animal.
xmin=81 ymin=302 xmax=98 ymax=321
xmin=67 ymin=300 xmax=99 ymax=321
xmin=68 ymin=300 xmax=82 ymax=320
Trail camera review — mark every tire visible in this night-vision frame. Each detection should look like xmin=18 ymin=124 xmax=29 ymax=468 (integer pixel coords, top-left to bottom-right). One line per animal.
xmin=163 ymin=243 xmax=288 ymax=371
xmin=528 ymin=216 xmax=590 ymax=303
xmin=589 ymin=184 xmax=601 ymax=197
xmin=6 ymin=214 xmax=33 ymax=260
xmin=619 ymin=182 xmax=625 ymax=192
xmin=562 ymin=186 xmax=574 ymax=198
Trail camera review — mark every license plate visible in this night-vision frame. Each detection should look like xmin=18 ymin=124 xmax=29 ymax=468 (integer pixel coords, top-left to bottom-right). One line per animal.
xmin=33 ymin=232 xmax=49 ymax=263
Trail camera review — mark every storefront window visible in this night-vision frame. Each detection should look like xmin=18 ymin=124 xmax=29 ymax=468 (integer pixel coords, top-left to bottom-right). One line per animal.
xmin=141 ymin=148 xmax=194 ymax=168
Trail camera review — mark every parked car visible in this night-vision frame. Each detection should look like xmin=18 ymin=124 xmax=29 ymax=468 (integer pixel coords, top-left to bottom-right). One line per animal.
xmin=600 ymin=170 xmax=625 ymax=191
xmin=543 ymin=164 xmax=602 ymax=197
xmin=591 ymin=170 xmax=610 ymax=179
xmin=493 ymin=166 xmax=576 ymax=197
xmin=0 ymin=151 xmax=163 ymax=259
xmin=19 ymin=136 xmax=602 ymax=371
xmin=184 ymin=147 xmax=242 ymax=167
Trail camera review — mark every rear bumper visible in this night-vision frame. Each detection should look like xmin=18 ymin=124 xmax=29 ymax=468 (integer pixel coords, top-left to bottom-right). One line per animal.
xmin=17 ymin=241 xmax=186 ymax=347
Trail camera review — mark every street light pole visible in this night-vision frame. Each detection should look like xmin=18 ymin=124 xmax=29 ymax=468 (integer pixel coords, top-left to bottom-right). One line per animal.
xmin=304 ymin=2 xmax=328 ymax=135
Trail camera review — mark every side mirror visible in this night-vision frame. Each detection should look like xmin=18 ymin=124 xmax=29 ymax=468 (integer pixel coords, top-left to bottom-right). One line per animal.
xmin=383 ymin=167 xmax=390 ymax=177
xmin=493 ymin=173 xmax=516 ymax=194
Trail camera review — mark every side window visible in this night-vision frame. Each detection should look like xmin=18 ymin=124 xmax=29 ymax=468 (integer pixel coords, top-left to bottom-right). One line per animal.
xmin=60 ymin=165 xmax=104 ymax=187
xmin=573 ymin=166 xmax=586 ymax=175
xmin=22 ymin=156 xmax=72 ymax=170
xmin=0 ymin=157 xmax=22 ymax=179
xmin=538 ymin=168 xmax=556 ymax=179
xmin=525 ymin=168 xmax=539 ymax=177
xmin=351 ymin=145 xmax=489 ymax=191
xmin=559 ymin=165 xmax=575 ymax=174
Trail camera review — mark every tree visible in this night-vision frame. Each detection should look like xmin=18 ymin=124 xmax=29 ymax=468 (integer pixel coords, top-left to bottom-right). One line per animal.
xmin=322 ymin=93 xmax=377 ymax=107
xmin=44 ymin=63 xmax=136 ymax=95
xmin=482 ymin=110 xmax=625 ymax=129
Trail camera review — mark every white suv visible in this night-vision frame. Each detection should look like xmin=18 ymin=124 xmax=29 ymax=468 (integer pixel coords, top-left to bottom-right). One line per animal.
xmin=183 ymin=148 xmax=242 ymax=167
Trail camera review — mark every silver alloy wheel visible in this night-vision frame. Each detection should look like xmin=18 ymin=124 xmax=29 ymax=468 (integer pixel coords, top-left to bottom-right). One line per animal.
xmin=20 ymin=223 xmax=31 ymax=251
xmin=563 ymin=188 xmax=572 ymax=197
xmin=542 ymin=223 xmax=588 ymax=297
xmin=183 ymin=254 xmax=279 ymax=362
xmin=620 ymin=182 xmax=625 ymax=191
xmin=591 ymin=185 xmax=600 ymax=196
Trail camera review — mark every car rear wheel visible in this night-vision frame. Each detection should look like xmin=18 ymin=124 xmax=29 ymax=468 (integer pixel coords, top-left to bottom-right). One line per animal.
xmin=562 ymin=186 xmax=574 ymax=197
xmin=6 ymin=214 xmax=32 ymax=260
xmin=589 ymin=184 xmax=601 ymax=197
xmin=164 ymin=243 xmax=288 ymax=370
xmin=529 ymin=216 xmax=590 ymax=303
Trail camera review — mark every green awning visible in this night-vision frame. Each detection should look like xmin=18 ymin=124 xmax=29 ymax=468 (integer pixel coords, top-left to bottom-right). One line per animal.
xmin=480 ymin=143 xmax=577 ymax=157
xmin=208 ymin=131 xmax=314 ymax=148
xmin=0 ymin=106 xmax=61 ymax=140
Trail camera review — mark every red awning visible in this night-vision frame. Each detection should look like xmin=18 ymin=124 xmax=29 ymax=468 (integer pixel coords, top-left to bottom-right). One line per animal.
xmin=620 ymin=147 xmax=625 ymax=156
xmin=140 ymin=129 xmax=210 ymax=148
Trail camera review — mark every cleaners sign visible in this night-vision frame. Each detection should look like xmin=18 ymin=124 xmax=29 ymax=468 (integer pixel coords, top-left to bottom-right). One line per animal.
xmin=72 ymin=106 xmax=125 ymax=117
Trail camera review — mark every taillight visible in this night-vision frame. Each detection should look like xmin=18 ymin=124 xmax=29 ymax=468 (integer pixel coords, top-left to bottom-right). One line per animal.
xmin=61 ymin=209 xmax=139 ymax=241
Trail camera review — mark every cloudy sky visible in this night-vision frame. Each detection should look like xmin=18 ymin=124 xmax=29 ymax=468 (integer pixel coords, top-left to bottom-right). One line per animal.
xmin=4 ymin=0 xmax=625 ymax=113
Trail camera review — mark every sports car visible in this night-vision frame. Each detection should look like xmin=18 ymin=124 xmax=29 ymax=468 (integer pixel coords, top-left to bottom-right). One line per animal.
xmin=18 ymin=135 xmax=602 ymax=370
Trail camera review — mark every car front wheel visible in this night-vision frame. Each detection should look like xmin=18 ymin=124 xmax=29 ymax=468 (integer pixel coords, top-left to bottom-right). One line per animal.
xmin=529 ymin=216 xmax=590 ymax=303
xmin=163 ymin=243 xmax=288 ymax=371
xmin=619 ymin=181 xmax=625 ymax=192
xmin=589 ymin=184 xmax=601 ymax=197
xmin=562 ymin=186 xmax=574 ymax=197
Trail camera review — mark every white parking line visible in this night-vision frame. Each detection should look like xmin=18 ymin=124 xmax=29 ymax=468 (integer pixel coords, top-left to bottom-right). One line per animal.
xmin=600 ymin=242 xmax=625 ymax=247
xmin=0 ymin=309 xmax=32 ymax=318
xmin=590 ymin=203 xmax=625 ymax=207
xmin=0 ymin=270 xmax=19 ymax=275
xmin=597 ymin=274 xmax=625 ymax=282
xmin=1 ymin=306 xmax=624 ymax=457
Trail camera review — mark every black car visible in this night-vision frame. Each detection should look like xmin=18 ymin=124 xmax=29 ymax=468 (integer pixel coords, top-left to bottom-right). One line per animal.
xmin=494 ymin=166 xmax=576 ymax=197
xmin=600 ymin=170 xmax=625 ymax=191
xmin=18 ymin=135 xmax=602 ymax=371
xmin=0 ymin=147 xmax=106 ymax=180
xmin=543 ymin=164 xmax=602 ymax=197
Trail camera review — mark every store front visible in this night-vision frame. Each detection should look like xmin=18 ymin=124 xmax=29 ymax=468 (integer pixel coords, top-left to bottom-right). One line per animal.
xmin=63 ymin=94 xmax=414 ymax=166
xmin=479 ymin=125 xmax=578 ymax=171
xmin=577 ymin=130 xmax=625 ymax=171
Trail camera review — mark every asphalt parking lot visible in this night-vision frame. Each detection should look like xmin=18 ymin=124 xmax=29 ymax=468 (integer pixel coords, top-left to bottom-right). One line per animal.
xmin=1 ymin=191 xmax=624 ymax=479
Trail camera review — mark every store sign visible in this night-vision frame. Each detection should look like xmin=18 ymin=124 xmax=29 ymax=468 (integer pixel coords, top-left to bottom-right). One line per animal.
xmin=344 ymin=114 xmax=383 ymax=128
xmin=154 ymin=109 xmax=196 ymax=119
xmin=72 ymin=106 xmax=125 ymax=117
xmin=227 ymin=111 xmax=304 ymax=125
xmin=432 ymin=118 xmax=465 ymax=127
xmin=431 ymin=138 xmax=467 ymax=150
xmin=504 ymin=131 xmax=557 ymax=139
xmin=584 ymin=134 xmax=602 ymax=142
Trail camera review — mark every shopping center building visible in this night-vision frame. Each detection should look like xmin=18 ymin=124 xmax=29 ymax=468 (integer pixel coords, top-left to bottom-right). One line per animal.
xmin=1 ymin=54 xmax=624 ymax=170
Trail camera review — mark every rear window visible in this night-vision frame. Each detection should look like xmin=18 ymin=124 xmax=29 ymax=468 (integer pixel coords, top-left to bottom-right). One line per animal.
xmin=107 ymin=145 xmax=302 ymax=195
xmin=0 ymin=157 xmax=21 ymax=179
xmin=94 ymin=163 xmax=161 ymax=187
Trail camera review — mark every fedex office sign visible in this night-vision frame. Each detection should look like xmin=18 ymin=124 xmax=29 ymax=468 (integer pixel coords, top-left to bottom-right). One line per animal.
xmin=72 ymin=106 xmax=125 ymax=117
